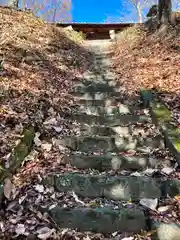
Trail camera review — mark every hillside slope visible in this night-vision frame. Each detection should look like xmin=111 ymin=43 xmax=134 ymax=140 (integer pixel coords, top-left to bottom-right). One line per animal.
xmin=112 ymin=23 xmax=180 ymax=124
xmin=0 ymin=6 xmax=92 ymax=162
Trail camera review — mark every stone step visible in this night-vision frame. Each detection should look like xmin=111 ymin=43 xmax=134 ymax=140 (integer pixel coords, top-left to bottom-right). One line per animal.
xmin=75 ymin=98 xmax=122 ymax=107
xmin=71 ymin=113 xmax=151 ymax=126
xmin=73 ymin=104 xmax=132 ymax=115
xmin=75 ymin=76 xmax=116 ymax=86
xmin=44 ymin=174 xmax=180 ymax=200
xmin=68 ymin=153 xmax=159 ymax=171
xmin=71 ymin=91 xmax=123 ymax=99
xmin=72 ymin=82 xmax=119 ymax=94
xmin=75 ymin=97 xmax=141 ymax=109
xmin=79 ymin=125 xmax=132 ymax=137
xmin=76 ymin=94 xmax=140 ymax=106
xmin=72 ymin=104 xmax=146 ymax=116
xmin=94 ymin=53 xmax=113 ymax=59
xmin=44 ymin=173 xmax=161 ymax=200
xmin=40 ymin=206 xmax=146 ymax=234
xmin=95 ymin=59 xmax=112 ymax=67
xmin=60 ymin=135 xmax=163 ymax=152
xmin=79 ymin=125 xmax=153 ymax=137
xmin=82 ymin=74 xmax=101 ymax=81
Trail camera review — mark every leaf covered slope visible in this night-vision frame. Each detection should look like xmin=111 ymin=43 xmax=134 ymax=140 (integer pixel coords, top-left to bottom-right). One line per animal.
xmin=112 ymin=24 xmax=180 ymax=123
xmin=0 ymin=6 xmax=92 ymax=160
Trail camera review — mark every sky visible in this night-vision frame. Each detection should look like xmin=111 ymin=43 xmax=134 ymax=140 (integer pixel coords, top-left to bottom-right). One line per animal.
xmin=72 ymin=0 xmax=180 ymax=23
xmin=1 ymin=0 xmax=179 ymax=23
xmin=72 ymin=0 xmax=135 ymax=23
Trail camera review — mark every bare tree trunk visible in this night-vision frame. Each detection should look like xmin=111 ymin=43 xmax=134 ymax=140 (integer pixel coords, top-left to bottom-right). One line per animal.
xmin=8 ymin=0 xmax=19 ymax=8
xmin=136 ymin=2 xmax=143 ymax=23
xmin=52 ymin=8 xmax=57 ymax=23
xmin=158 ymin=0 xmax=172 ymax=25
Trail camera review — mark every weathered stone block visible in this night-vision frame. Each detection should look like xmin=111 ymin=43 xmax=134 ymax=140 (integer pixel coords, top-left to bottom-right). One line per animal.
xmin=54 ymin=174 xmax=105 ymax=198
xmin=45 ymin=174 xmax=162 ymax=201
xmin=104 ymin=176 xmax=161 ymax=201
xmin=69 ymin=153 xmax=156 ymax=171
xmin=71 ymin=113 xmax=150 ymax=126
xmin=0 ymin=127 xmax=35 ymax=182
xmin=162 ymin=179 xmax=180 ymax=198
xmin=59 ymin=134 xmax=163 ymax=153
xmin=47 ymin=206 xmax=146 ymax=233
xmin=74 ymin=105 xmax=131 ymax=116
xmin=73 ymin=82 xmax=116 ymax=93
xmin=140 ymin=89 xmax=180 ymax=165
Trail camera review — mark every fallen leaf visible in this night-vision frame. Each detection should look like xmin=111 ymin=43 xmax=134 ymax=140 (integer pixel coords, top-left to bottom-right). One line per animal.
xmin=83 ymin=236 xmax=91 ymax=240
xmin=19 ymin=194 xmax=27 ymax=204
xmin=34 ymin=132 xmax=42 ymax=147
xmin=140 ymin=198 xmax=158 ymax=210
xmin=15 ymin=224 xmax=26 ymax=235
xmin=37 ymin=227 xmax=55 ymax=239
xmin=111 ymin=231 xmax=118 ymax=237
xmin=158 ymin=205 xmax=171 ymax=213
xmin=0 ymin=221 xmax=5 ymax=232
xmin=4 ymin=178 xmax=14 ymax=200
xmin=49 ymin=204 xmax=57 ymax=210
xmin=130 ymin=172 xmax=142 ymax=176
xmin=174 ymin=195 xmax=180 ymax=201
xmin=34 ymin=184 xmax=44 ymax=193
xmin=44 ymin=118 xmax=57 ymax=125
xmin=161 ymin=167 xmax=174 ymax=175
xmin=41 ymin=143 xmax=52 ymax=152
xmin=121 ymin=237 xmax=134 ymax=240
xmin=6 ymin=200 xmax=18 ymax=211
xmin=52 ymin=126 xmax=63 ymax=133
xmin=144 ymin=168 xmax=157 ymax=176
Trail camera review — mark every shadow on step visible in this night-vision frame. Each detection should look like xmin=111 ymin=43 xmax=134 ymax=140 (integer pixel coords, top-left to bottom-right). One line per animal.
xmin=44 ymin=173 xmax=180 ymax=201
xmin=58 ymin=134 xmax=164 ymax=153
xmin=67 ymin=152 xmax=166 ymax=171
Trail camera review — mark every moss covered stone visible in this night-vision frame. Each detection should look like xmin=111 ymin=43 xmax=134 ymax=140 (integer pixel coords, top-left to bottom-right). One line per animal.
xmin=71 ymin=92 xmax=126 ymax=100
xmin=58 ymin=134 xmax=163 ymax=153
xmin=162 ymin=179 xmax=180 ymax=198
xmin=44 ymin=173 xmax=161 ymax=200
xmin=140 ymin=89 xmax=154 ymax=108
xmin=0 ymin=127 xmax=34 ymax=206
xmin=45 ymin=206 xmax=146 ymax=233
xmin=0 ymin=128 xmax=35 ymax=182
xmin=140 ymin=89 xmax=180 ymax=165
xmin=69 ymin=153 xmax=157 ymax=171
xmin=150 ymin=101 xmax=171 ymax=123
xmin=73 ymin=82 xmax=116 ymax=93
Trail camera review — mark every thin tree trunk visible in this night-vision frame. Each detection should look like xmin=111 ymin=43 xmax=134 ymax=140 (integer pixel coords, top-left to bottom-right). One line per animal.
xmin=52 ymin=8 xmax=57 ymax=23
xmin=158 ymin=0 xmax=172 ymax=25
xmin=136 ymin=2 xmax=143 ymax=23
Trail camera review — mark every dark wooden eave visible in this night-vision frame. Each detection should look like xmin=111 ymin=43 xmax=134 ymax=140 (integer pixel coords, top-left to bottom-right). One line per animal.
xmin=55 ymin=22 xmax=140 ymax=40
xmin=55 ymin=22 xmax=136 ymax=33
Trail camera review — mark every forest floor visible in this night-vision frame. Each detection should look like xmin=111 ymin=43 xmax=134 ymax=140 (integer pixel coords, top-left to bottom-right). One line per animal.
xmin=112 ymin=23 xmax=180 ymax=125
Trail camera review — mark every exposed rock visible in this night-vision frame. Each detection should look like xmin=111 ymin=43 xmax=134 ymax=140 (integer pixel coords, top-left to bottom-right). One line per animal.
xmin=44 ymin=174 xmax=161 ymax=201
xmin=157 ymin=223 xmax=180 ymax=240
xmin=46 ymin=206 xmax=146 ymax=234
xmin=69 ymin=153 xmax=158 ymax=171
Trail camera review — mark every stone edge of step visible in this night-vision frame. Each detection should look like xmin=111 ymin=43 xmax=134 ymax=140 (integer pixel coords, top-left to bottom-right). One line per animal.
xmin=66 ymin=152 xmax=163 ymax=171
xmin=140 ymin=89 xmax=180 ymax=167
xmin=39 ymin=205 xmax=146 ymax=234
xmin=38 ymin=205 xmax=180 ymax=238
xmin=43 ymin=173 xmax=180 ymax=200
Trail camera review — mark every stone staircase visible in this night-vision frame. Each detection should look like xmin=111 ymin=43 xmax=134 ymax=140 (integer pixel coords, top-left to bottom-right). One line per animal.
xmin=41 ymin=41 xmax=179 ymax=236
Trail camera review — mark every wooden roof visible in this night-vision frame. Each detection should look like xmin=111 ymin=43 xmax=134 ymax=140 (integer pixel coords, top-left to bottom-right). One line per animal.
xmin=56 ymin=23 xmax=135 ymax=28
xmin=55 ymin=22 xmax=137 ymax=32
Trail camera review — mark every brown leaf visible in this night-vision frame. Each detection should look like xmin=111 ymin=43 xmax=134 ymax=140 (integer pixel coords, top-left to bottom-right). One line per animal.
xmin=4 ymin=178 xmax=14 ymax=200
